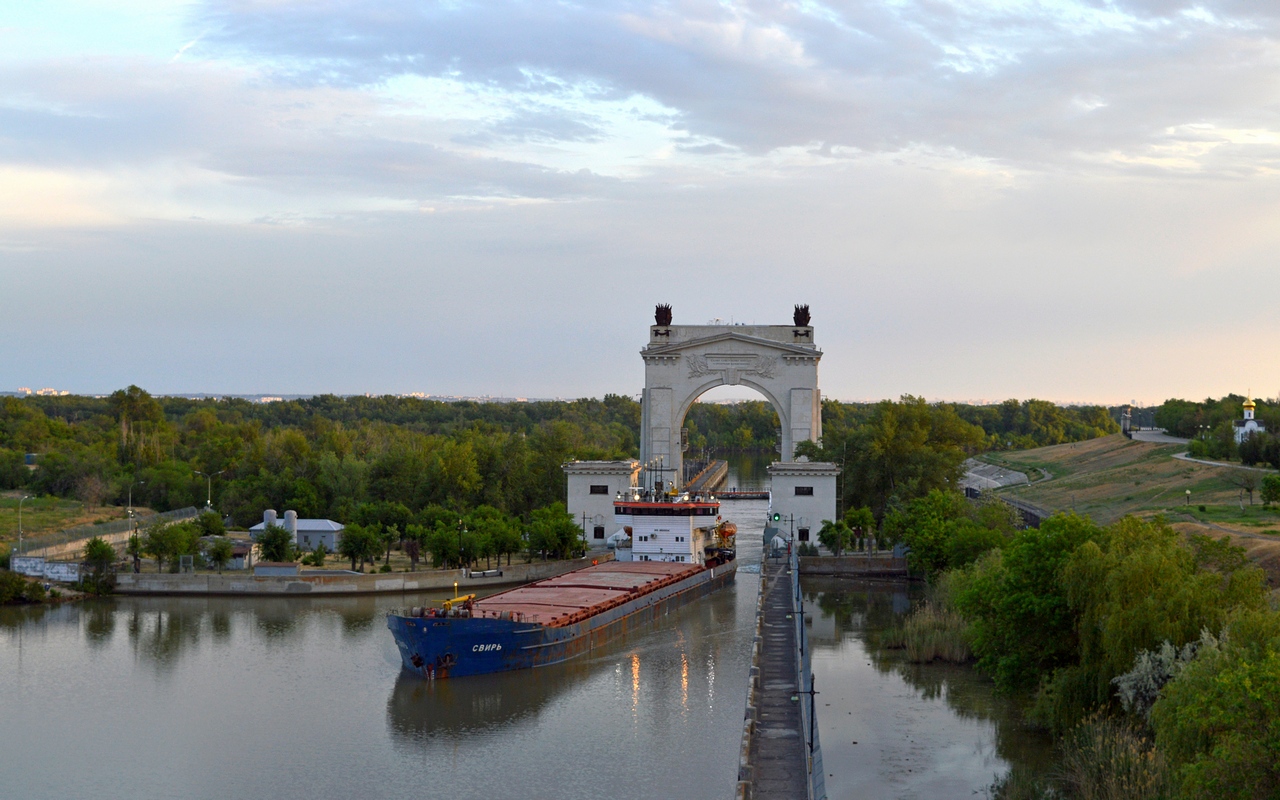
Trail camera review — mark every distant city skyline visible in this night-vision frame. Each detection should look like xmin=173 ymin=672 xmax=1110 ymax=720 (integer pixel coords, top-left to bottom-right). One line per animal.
xmin=5 ymin=383 xmax=1261 ymax=409
xmin=5 ymin=3 xmax=1280 ymax=402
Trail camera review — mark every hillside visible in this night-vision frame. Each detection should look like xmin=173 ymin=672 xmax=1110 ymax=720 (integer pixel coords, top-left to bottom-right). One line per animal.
xmin=981 ymin=434 xmax=1280 ymax=584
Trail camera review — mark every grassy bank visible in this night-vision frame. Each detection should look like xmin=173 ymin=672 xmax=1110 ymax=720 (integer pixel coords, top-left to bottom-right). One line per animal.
xmin=980 ymin=435 xmax=1251 ymax=525
xmin=0 ymin=493 xmax=136 ymax=547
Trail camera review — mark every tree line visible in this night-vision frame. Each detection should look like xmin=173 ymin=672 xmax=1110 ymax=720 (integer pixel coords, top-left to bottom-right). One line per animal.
xmin=0 ymin=389 xmax=1117 ymax=539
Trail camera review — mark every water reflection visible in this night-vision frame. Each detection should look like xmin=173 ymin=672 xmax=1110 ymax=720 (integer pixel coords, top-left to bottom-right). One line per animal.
xmin=802 ymin=577 xmax=1054 ymax=798
xmin=387 ymin=658 xmax=594 ymax=740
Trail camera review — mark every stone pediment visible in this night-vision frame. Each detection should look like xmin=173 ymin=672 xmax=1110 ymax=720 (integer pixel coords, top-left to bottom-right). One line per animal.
xmin=642 ymin=330 xmax=820 ymax=359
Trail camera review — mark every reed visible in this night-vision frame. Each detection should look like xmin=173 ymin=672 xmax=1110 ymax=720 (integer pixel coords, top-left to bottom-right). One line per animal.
xmin=902 ymin=601 xmax=971 ymax=663
xmin=1057 ymin=716 xmax=1173 ymax=800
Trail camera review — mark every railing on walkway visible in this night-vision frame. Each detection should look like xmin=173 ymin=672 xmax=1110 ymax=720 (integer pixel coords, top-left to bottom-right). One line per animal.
xmin=791 ymin=546 xmax=826 ymax=800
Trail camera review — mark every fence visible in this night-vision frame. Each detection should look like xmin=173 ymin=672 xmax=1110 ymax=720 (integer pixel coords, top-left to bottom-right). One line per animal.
xmin=17 ymin=506 xmax=201 ymax=560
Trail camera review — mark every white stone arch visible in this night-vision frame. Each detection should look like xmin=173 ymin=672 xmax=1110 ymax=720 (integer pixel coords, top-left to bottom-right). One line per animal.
xmin=674 ymin=376 xmax=789 ymax=456
xmin=639 ymin=320 xmax=822 ymax=487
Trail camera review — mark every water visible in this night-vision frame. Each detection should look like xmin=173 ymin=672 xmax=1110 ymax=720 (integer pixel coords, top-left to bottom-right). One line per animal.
xmin=0 ymin=501 xmax=1054 ymax=799
xmin=0 ymin=500 xmax=771 ymax=800
xmin=722 ymin=451 xmax=774 ymax=492
xmin=802 ymin=577 xmax=1055 ymax=799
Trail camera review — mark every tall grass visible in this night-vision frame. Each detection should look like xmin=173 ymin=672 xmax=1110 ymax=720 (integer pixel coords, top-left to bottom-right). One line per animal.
xmin=987 ymin=766 xmax=1058 ymax=800
xmin=1057 ymin=716 xmax=1173 ymax=800
xmin=902 ymin=601 xmax=971 ymax=663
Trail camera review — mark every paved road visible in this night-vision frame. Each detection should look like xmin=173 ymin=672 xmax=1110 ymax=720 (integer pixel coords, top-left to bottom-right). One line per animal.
xmin=1172 ymin=452 xmax=1276 ymax=474
xmin=961 ymin=459 xmax=1031 ymax=491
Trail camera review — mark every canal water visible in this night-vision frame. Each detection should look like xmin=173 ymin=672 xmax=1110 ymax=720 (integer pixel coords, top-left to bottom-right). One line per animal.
xmin=0 ymin=501 xmax=768 ymax=800
xmin=1 ymin=479 xmax=1052 ymax=798
xmin=802 ymin=577 xmax=1055 ymax=799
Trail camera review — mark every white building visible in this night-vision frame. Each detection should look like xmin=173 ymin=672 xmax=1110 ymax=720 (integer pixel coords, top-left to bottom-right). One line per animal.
xmin=766 ymin=459 xmax=840 ymax=543
xmin=1235 ymin=397 xmax=1266 ymax=444
xmin=250 ymin=509 xmax=345 ymax=552
xmin=564 ymin=460 xmax=640 ymax=543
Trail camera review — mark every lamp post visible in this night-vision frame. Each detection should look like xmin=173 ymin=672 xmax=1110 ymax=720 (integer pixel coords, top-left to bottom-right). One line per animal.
xmin=17 ymin=495 xmax=30 ymax=555
xmin=127 ymin=480 xmax=145 ymax=573
xmin=193 ymin=470 xmax=224 ymax=510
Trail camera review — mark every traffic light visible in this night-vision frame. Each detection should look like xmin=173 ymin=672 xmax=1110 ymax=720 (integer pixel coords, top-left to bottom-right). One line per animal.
xmin=771 ymin=512 xmax=781 ymax=522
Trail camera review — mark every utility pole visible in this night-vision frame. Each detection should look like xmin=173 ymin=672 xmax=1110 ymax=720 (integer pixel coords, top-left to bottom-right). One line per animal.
xmin=17 ymin=495 xmax=30 ymax=555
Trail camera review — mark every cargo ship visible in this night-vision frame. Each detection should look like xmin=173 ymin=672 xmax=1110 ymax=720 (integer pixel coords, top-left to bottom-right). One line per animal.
xmin=387 ymin=488 xmax=736 ymax=679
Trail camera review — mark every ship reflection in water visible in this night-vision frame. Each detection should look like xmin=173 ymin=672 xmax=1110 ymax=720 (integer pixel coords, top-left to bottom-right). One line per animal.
xmin=387 ymin=656 xmax=596 ymax=741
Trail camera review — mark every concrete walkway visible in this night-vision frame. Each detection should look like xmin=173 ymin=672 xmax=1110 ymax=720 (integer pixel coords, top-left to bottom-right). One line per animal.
xmin=961 ymin=458 xmax=1030 ymax=491
xmin=750 ymin=559 xmax=809 ymax=799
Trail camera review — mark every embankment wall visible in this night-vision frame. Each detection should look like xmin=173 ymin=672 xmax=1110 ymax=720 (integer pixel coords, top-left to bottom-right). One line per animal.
xmin=798 ymin=554 xmax=908 ymax=578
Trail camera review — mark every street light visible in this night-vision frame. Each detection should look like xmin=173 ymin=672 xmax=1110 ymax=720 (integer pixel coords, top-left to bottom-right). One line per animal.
xmin=192 ymin=470 xmax=224 ymax=510
xmin=17 ymin=495 xmax=30 ymax=555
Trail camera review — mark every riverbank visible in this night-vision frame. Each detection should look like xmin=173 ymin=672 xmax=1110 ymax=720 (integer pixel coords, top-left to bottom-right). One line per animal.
xmin=114 ymin=557 xmax=602 ymax=596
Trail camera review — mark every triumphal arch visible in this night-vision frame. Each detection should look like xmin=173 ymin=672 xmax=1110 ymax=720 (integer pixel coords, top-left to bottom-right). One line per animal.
xmin=640 ymin=305 xmax=823 ymax=485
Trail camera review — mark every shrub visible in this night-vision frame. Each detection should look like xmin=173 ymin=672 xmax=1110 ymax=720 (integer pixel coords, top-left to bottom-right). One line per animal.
xmin=0 ymin=570 xmax=26 ymax=604
xmin=1152 ymin=611 xmax=1280 ymax=799
xmin=22 ymin=580 xmax=46 ymax=603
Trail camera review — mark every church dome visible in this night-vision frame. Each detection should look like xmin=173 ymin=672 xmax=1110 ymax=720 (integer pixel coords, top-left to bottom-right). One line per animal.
xmin=1244 ymin=397 xmax=1257 ymax=410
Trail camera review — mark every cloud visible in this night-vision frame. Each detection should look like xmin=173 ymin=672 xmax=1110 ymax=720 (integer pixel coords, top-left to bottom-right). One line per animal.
xmin=189 ymin=0 xmax=1280 ymax=174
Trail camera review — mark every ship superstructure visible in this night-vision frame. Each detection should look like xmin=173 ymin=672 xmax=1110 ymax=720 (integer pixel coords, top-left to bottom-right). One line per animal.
xmin=611 ymin=485 xmax=735 ymax=566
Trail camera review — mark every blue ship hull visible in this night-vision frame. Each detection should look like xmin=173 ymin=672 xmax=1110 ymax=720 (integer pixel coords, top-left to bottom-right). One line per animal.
xmin=387 ymin=561 xmax=737 ymax=679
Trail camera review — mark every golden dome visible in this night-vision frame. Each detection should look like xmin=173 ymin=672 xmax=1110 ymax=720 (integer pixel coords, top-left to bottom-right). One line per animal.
xmin=1244 ymin=397 xmax=1257 ymax=410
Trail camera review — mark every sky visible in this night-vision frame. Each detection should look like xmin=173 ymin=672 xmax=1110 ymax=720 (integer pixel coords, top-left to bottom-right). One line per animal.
xmin=3 ymin=0 xmax=1280 ymax=404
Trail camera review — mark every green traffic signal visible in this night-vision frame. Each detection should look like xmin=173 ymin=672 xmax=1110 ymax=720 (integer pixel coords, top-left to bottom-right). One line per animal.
xmin=771 ymin=512 xmax=781 ymax=521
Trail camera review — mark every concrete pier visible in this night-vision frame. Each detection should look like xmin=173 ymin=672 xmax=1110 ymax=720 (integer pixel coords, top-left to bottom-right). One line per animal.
xmin=737 ymin=555 xmax=825 ymax=799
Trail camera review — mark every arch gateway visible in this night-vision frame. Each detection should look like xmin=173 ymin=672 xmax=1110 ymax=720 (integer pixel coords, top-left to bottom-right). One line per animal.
xmin=640 ymin=305 xmax=822 ymax=483
xmin=564 ymin=306 xmax=839 ymax=544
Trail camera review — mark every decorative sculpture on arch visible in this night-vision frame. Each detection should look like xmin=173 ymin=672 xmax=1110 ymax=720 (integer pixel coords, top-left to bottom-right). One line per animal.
xmin=655 ymin=304 xmax=673 ymax=326
xmin=793 ymin=304 xmax=810 ymax=327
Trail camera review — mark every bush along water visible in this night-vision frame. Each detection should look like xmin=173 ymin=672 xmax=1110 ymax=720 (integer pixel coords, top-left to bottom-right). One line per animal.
xmin=881 ymin=489 xmax=1279 ymax=798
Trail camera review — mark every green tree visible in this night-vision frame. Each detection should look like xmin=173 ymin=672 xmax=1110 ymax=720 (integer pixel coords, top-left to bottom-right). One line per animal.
xmin=338 ymin=523 xmax=379 ymax=571
xmin=194 ymin=510 xmax=225 ymax=537
xmin=142 ymin=521 xmax=195 ymax=573
xmin=528 ymin=502 xmax=583 ymax=560
xmin=1153 ymin=611 xmax=1280 ymax=799
xmin=206 ymin=538 xmax=234 ymax=573
xmin=1035 ymin=520 xmax=1267 ymax=731
xmin=257 ymin=523 xmax=294 ymax=563
xmin=1261 ymin=474 xmax=1280 ymax=506
xmin=817 ymin=519 xmax=852 ymax=556
xmin=466 ymin=506 xmax=521 ymax=568
xmin=954 ymin=513 xmax=1102 ymax=692
xmin=83 ymin=535 xmax=116 ymax=593
xmin=125 ymin=534 xmax=143 ymax=574
xmin=844 ymin=506 xmax=876 ymax=550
